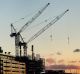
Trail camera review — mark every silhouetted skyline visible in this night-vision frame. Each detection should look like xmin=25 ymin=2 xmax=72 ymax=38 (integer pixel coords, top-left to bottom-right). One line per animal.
xmin=0 ymin=0 xmax=80 ymax=71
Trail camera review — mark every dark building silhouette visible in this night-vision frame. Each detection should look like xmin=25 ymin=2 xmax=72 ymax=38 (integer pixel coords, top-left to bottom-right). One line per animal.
xmin=15 ymin=56 xmax=45 ymax=74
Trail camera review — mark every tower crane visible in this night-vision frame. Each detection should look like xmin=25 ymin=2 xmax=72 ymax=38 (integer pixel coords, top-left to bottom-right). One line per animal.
xmin=10 ymin=3 xmax=50 ymax=57
xmin=26 ymin=9 xmax=69 ymax=44
xmin=21 ymin=9 xmax=69 ymax=57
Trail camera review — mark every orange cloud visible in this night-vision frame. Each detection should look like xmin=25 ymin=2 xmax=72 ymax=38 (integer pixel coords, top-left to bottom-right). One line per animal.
xmin=69 ymin=61 xmax=77 ymax=63
xmin=58 ymin=59 xmax=64 ymax=63
xmin=46 ymin=64 xmax=80 ymax=70
xmin=56 ymin=52 xmax=62 ymax=55
xmin=49 ymin=53 xmax=54 ymax=56
xmin=46 ymin=58 xmax=56 ymax=64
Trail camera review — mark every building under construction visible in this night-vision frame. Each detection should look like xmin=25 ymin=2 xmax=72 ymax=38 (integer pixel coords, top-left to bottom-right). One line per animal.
xmin=0 ymin=47 xmax=45 ymax=74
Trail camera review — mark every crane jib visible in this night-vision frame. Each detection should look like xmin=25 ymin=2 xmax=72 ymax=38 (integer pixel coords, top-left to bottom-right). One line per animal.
xmin=19 ymin=3 xmax=50 ymax=33
xmin=27 ymin=9 xmax=69 ymax=43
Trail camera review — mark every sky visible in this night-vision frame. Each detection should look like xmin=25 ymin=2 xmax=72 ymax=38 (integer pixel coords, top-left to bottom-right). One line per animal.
xmin=0 ymin=0 xmax=80 ymax=70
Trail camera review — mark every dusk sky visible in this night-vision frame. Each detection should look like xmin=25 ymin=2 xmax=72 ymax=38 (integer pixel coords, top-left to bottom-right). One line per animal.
xmin=0 ymin=0 xmax=80 ymax=69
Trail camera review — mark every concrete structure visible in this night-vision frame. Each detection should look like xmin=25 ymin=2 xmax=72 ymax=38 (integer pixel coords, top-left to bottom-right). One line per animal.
xmin=16 ymin=56 xmax=45 ymax=74
xmin=0 ymin=53 xmax=26 ymax=74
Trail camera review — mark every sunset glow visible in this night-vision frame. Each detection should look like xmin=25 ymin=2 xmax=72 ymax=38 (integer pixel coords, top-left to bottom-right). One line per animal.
xmin=0 ymin=0 xmax=80 ymax=73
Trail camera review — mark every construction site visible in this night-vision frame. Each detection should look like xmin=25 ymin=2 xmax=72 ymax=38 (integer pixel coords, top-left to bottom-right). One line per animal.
xmin=0 ymin=2 xmax=71 ymax=74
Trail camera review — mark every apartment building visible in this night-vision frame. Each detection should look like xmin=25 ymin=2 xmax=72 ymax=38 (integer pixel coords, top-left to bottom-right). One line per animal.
xmin=0 ymin=53 xmax=26 ymax=74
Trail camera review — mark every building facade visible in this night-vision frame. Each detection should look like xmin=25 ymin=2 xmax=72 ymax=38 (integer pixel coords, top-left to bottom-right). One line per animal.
xmin=0 ymin=53 xmax=26 ymax=74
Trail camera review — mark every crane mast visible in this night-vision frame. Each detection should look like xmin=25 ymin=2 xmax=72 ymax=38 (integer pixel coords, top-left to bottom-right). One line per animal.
xmin=10 ymin=3 xmax=50 ymax=57
xmin=27 ymin=9 xmax=69 ymax=43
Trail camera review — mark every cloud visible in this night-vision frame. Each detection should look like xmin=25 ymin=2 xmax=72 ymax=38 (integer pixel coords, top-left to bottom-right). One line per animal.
xmin=46 ymin=58 xmax=56 ymax=64
xmin=46 ymin=64 xmax=80 ymax=70
xmin=49 ymin=53 xmax=54 ymax=56
xmin=78 ymin=61 xmax=80 ymax=63
xmin=69 ymin=61 xmax=77 ymax=63
xmin=58 ymin=59 xmax=64 ymax=63
xmin=73 ymin=49 xmax=80 ymax=52
xmin=56 ymin=52 xmax=62 ymax=55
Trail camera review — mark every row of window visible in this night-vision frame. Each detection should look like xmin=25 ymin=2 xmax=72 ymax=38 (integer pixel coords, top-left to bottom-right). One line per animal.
xmin=0 ymin=54 xmax=15 ymax=60
xmin=0 ymin=54 xmax=26 ymax=74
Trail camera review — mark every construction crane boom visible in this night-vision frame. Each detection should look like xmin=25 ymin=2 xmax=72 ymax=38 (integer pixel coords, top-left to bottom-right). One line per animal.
xmin=10 ymin=3 xmax=50 ymax=57
xmin=19 ymin=3 xmax=50 ymax=33
xmin=27 ymin=9 xmax=69 ymax=43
